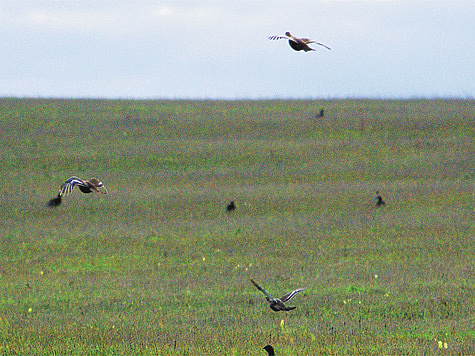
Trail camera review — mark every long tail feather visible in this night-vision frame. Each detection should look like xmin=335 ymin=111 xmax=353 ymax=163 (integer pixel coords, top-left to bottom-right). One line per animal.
xmin=48 ymin=194 xmax=62 ymax=207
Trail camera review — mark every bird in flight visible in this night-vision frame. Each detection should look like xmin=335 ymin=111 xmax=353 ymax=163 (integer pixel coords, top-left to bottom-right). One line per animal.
xmin=263 ymin=345 xmax=275 ymax=356
xmin=268 ymin=31 xmax=331 ymax=52
xmin=48 ymin=177 xmax=108 ymax=207
xmin=226 ymin=201 xmax=236 ymax=212
xmin=374 ymin=191 xmax=386 ymax=207
xmin=250 ymin=279 xmax=305 ymax=311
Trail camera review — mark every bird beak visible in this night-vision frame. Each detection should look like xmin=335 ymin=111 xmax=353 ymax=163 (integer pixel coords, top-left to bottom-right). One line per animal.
xmin=100 ymin=186 xmax=108 ymax=194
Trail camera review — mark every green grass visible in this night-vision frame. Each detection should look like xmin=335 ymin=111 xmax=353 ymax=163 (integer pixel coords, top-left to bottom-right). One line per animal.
xmin=0 ymin=98 xmax=474 ymax=355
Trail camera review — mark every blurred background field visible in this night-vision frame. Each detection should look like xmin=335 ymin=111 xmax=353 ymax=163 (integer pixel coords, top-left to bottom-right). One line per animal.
xmin=0 ymin=98 xmax=474 ymax=355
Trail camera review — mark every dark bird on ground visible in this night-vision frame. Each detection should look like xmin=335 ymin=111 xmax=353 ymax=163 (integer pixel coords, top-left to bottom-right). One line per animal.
xmin=226 ymin=201 xmax=236 ymax=212
xmin=251 ymin=279 xmax=305 ymax=312
xmin=263 ymin=345 xmax=275 ymax=356
xmin=375 ymin=191 xmax=386 ymax=207
xmin=268 ymin=32 xmax=331 ymax=52
xmin=48 ymin=177 xmax=108 ymax=207
xmin=316 ymin=108 xmax=325 ymax=118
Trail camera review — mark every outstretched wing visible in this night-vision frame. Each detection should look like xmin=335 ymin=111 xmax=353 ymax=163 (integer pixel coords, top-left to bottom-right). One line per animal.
xmin=298 ymin=37 xmax=331 ymax=50
xmin=250 ymin=279 xmax=274 ymax=300
xmin=280 ymin=288 xmax=305 ymax=303
xmin=268 ymin=35 xmax=289 ymax=41
xmin=300 ymin=38 xmax=314 ymax=44
xmin=59 ymin=177 xmax=87 ymax=196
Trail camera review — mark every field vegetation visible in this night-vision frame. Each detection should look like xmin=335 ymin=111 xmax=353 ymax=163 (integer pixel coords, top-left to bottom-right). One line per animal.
xmin=0 ymin=98 xmax=474 ymax=355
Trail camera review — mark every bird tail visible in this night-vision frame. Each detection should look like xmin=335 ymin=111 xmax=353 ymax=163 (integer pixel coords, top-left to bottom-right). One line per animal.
xmin=48 ymin=194 xmax=62 ymax=207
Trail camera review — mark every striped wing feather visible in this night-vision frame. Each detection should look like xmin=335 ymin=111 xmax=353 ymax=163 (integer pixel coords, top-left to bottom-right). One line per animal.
xmin=280 ymin=288 xmax=305 ymax=303
xmin=268 ymin=35 xmax=288 ymax=41
xmin=59 ymin=177 xmax=87 ymax=196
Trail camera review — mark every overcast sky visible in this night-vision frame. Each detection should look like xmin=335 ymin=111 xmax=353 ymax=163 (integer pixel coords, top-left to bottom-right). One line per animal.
xmin=1 ymin=1 xmax=473 ymax=99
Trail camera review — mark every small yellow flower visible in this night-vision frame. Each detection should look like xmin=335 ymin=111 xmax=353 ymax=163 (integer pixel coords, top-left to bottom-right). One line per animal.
xmin=202 ymin=257 xmax=206 ymax=261
xmin=438 ymin=340 xmax=443 ymax=348
xmin=444 ymin=342 xmax=448 ymax=349
xmin=28 ymin=308 xmax=32 ymax=313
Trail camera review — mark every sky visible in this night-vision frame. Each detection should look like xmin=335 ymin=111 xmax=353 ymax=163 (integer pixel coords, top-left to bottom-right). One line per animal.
xmin=0 ymin=1 xmax=474 ymax=99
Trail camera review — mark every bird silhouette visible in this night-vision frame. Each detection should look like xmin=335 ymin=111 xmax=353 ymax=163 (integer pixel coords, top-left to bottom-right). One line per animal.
xmin=268 ymin=32 xmax=331 ymax=52
xmin=251 ymin=279 xmax=305 ymax=311
xmin=48 ymin=177 xmax=108 ymax=207
xmin=226 ymin=201 xmax=236 ymax=212
xmin=375 ymin=191 xmax=386 ymax=207
xmin=263 ymin=345 xmax=275 ymax=355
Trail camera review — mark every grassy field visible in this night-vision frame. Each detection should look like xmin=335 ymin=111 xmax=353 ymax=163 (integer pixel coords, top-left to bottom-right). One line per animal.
xmin=0 ymin=98 xmax=474 ymax=355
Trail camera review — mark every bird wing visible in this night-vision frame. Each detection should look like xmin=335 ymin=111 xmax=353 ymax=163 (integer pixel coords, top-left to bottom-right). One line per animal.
xmin=59 ymin=177 xmax=87 ymax=196
xmin=250 ymin=279 xmax=274 ymax=300
xmin=268 ymin=35 xmax=289 ymax=41
xmin=280 ymin=288 xmax=305 ymax=303
xmin=298 ymin=37 xmax=331 ymax=50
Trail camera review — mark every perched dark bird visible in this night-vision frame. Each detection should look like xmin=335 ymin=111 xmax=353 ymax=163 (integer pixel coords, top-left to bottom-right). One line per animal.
xmin=226 ymin=201 xmax=236 ymax=212
xmin=268 ymin=31 xmax=331 ymax=52
xmin=375 ymin=191 xmax=386 ymax=207
xmin=263 ymin=345 xmax=275 ymax=356
xmin=48 ymin=177 xmax=108 ymax=207
xmin=251 ymin=279 xmax=305 ymax=312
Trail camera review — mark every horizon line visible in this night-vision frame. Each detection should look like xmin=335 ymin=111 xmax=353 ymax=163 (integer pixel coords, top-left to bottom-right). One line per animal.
xmin=1 ymin=95 xmax=473 ymax=101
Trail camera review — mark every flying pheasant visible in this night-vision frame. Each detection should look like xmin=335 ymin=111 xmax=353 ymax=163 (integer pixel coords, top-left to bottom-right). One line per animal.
xmin=263 ymin=345 xmax=275 ymax=356
xmin=375 ymin=191 xmax=386 ymax=207
xmin=48 ymin=177 xmax=108 ymax=207
xmin=226 ymin=201 xmax=236 ymax=212
xmin=251 ymin=279 xmax=305 ymax=311
xmin=268 ymin=31 xmax=331 ymax=52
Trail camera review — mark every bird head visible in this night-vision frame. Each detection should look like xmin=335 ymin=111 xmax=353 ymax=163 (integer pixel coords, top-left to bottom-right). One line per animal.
xmin=90 ymin=178 xmax=108 ymax=194
xmin=284 ymin=31 xmax=291 ymax=37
